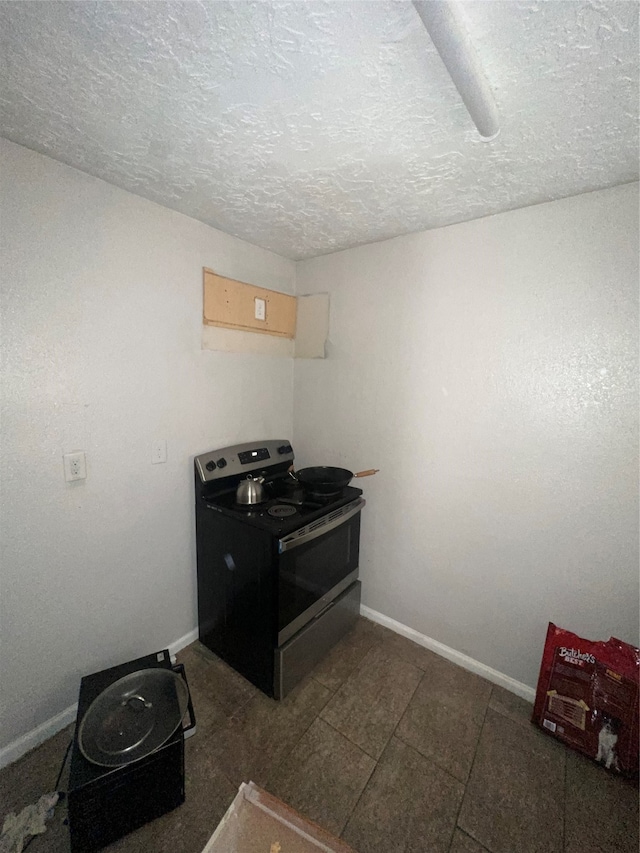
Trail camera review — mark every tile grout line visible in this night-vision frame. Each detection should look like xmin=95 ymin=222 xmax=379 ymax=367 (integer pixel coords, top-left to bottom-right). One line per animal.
xmin=446 ymin=684 xmax=495 ymax=853
xmin=199 ymin=628 xmax=394 ymax=801
xmin=264 ymin=690 xmax=375 ymax=838
xmin=335 ymin=737 xmax=378 ymax=840
xmin=263 ymin=716 xmax=315 ymax=789
xmin=317 ymin=637 xmax=417 ymax=720
xmin=318 ymin=629 xmax=434 ymax=719
xmin=317 ymin=642 xmax=384 ymax=723
xmin=320 ymin=700 xmax=398 ymax=762
xmin=338 ymin=668 xmax=427 ymax=840
xmin=264 ymin=679 xmax=336 ymax=790
xmin=452 ymin=828 xmax=492 ymax=853
xmin=310 ymin=674 xmax=337 ymax=696
xmin=312 ymin=631 xmax=381 ymax=694
xmin=339 ymin=759 xmax=377 ymax=838
xmin=331 ymin=726 xmax=378 ymax=838
xmin=272 ymin=643 xmax=412 ymax=840
xmin=367 ymin=664 xmax=426 ymax=762
xmin=319 ymin=693 xmax=412 ymax=764
xmin=184 ymin=643 xmax=261 ymax=720
xmin=392 ymin=688 xmax=535 ymax=790
xmin=392 ymin=732 xmax=468 ymax=789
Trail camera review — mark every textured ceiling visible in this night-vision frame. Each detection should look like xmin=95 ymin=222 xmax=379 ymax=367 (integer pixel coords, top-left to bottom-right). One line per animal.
xmin=0 ymin=1 xmax=638 ymax=260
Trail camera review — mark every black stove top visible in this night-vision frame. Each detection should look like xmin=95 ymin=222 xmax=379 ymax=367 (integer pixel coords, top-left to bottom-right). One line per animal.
xmin=200 ymin=477 xmax=363 ymax=536
xmin=194 ymin=439 xmax=365 ymax=536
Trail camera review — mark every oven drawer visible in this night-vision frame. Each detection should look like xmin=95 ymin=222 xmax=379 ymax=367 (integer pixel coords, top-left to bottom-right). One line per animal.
xmin=274 ymin=580 xmax=361 ymax=699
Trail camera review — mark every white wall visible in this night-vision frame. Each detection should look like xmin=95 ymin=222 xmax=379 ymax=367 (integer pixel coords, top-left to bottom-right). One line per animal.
xmin=0 ymin=140 xmax=295 ymax=751
xmin=2 ymin=139 xmax=637 ymax=756
xmin=293 ymin=183 xmax=639 ymax=690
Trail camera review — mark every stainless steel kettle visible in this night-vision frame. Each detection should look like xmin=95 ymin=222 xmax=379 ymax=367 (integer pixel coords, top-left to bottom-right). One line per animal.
xmin=235 ymin=475 xmax=265 ymax=506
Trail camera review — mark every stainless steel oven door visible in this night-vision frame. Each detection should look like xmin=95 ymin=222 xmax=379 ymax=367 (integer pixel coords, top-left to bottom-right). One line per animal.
xmin=277 ymin=498 xmax=364 ymax=646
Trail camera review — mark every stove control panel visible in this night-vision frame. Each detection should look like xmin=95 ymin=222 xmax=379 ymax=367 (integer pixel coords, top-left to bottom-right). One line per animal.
xmin=195 ymin=440 xmax=294 ymax=484
xmin=238 ymin=447 xmax=270 ymax=465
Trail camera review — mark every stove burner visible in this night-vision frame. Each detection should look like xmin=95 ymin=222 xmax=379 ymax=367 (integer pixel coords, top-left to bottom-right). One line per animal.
xmin=268 ymin=504 xmax=297 ymax=518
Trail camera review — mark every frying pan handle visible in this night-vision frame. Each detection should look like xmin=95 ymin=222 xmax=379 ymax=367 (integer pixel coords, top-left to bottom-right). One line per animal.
xmin=353 ymin=469 xmax=379 ymax=478
xmin=172 ymin=663 xmax=196 ymax=735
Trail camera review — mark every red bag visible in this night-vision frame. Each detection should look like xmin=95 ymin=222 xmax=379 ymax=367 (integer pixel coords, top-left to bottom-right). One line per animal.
xmin=532 ymin=623 xmax=639 ymax=776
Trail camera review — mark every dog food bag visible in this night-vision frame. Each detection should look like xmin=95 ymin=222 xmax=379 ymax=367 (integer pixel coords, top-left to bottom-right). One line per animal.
xmin=532 ymin=623 xmax=639 ymax=776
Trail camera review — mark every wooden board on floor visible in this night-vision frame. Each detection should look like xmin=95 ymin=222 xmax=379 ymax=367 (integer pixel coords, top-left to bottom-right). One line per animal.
xmin=202 ymin=782 xmax=357 ymax=853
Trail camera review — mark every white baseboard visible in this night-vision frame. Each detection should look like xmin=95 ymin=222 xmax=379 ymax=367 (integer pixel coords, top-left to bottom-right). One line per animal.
xmin=168 ymin=626 xmax=199 ymax=658
xmin=360 ymin=605 xmax=536 ymax=703
xmin=1 ymin=613 xmax=534 ymax=771
xmin=0 ymin=626 xmax=201 ymax=770
xmin=0 ymin=702 xmax=78 ymax=771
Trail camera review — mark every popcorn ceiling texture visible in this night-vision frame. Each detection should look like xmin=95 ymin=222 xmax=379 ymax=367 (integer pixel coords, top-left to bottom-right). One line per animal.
xmin=0 ymin=0 xmax=637 ymax=260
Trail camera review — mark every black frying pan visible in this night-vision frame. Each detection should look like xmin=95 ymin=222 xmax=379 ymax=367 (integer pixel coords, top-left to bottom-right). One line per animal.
xmin=291 ymin=466 xmax=379 ymax=496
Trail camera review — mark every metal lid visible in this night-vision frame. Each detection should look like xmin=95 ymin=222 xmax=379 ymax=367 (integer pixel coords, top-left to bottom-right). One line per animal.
xmin=78 ymin=668 xmax=189 ymax=767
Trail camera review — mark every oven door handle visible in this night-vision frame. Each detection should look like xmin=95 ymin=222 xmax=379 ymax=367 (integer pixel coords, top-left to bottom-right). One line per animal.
xmin=278 ymin=498 xmax=365 ymax=553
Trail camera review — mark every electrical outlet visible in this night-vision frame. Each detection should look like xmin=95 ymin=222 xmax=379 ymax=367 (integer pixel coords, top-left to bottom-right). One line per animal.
xmin=63 ymin=451 xmax=87 ymax=482
xmin=254 ymin=297 xmax=266 ymax=321
xmin=152 ymin=439 xmax=167 ymax=464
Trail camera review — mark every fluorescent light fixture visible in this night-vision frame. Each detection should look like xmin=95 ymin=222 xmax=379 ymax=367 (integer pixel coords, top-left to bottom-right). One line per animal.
xmin=413 ymin=0 xmax=500 ymax=141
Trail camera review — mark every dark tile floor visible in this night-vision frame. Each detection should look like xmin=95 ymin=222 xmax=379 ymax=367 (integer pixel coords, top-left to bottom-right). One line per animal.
xmin=1 ymin=617 xmax=638 ymax=853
